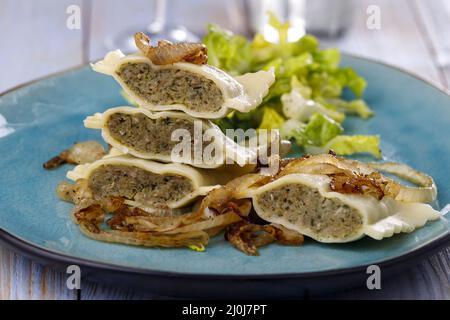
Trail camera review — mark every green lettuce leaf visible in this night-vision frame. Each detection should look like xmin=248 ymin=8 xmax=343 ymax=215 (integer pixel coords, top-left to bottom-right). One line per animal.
xmin=258 ymin=106 xmax=285 ymax=130
xmin=281 ymin=77 xmax=345 ymax=123
xmin=290 ymin=34 xmax=319 ymax=56
xmin=267 ymin=11 xmax=289 ymax=48
xmin=335 ymin=67 xmax=367 ymax=98
xmin=188 ymin=244 xmax=206 ymax=252
xmin=312 ymin=48 xmax=340 ymax=71
xmin=327 ymin=98 xmax=374 ymax=119
xmin=202 ymin=24 xmax=251 ymax=74
xmin=307 ymin=71 xmax=344 ymax=98
xmin=286 ymin=113 xmax=343 ymax=147
xmin=290 ymin=75 xmax=312 ymax=99
xmin=307 ymin=135 xmax=381 ymax=158
xmin=203 ymin=13 xmax=378 ymax=158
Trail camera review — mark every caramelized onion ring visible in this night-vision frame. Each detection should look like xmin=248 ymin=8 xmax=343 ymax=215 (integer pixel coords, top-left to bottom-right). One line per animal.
xmin=367 ymin=162 xmax=437 ymax=203
xmin=278 ymin=154 xmax=436 ymax=203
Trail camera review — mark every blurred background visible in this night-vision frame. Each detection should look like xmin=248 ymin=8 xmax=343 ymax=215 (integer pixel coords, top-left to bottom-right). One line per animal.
xmin=1 ymin=0 xmax=449 ymax=93
xmin=1 ymin=0 xmax=450 ymax=300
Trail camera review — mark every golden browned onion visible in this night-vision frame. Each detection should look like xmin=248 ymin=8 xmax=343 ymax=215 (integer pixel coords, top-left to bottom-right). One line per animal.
xmin=119 ymin=206 xmax=207 ymax=233
xmin=194 ymin=174 xmax=264 ymax=224
xmin=277 ymin=154 xmax=371 ymax=178
xmin=56 ymin=179 xmax=94 ymax=206
xmin=268 ymin=223 xmax=305 ymax=245
xmin=43 ymin=155 xmax=67 ymax=170
xmin=366 ymin=161 xmax=437 ymax=203
xmin=122 ymin=197 xmax=250 ymax=234
xmin=80 ymin=224 xmax=210 ymax=248
xmin=61 ymin=154 xmax=435 ymax=252
xmin=67 ymin=188 xmax=245 ymax=250
xmin=56 ymin=181 xmax=76 ymax=202
xmin=278 ymin=154 xmax=388 ymax=200
xmin=44 ymin=141 xmax=106 ymax=170
xmin=225 ymin=221 xmax=304 ymax=256
xmin=134 ymin=32 xmax=208 ymax=65
xmin=225 ymin=222 xmax=272 ymax=255
xmin=198 ymin=189 xmax=253 ymax=218
xmin=72 ymin=202 xmax=210 ymax=248
xmin=329 ymin=171 xmax=386 ymax=200
xmin=276 ymin=154 xmax=436 ymax=203
xmin=164 ymin=212 xmax=242 ymax=234
xmin=73 ymin=203 xmax=105 ymax=227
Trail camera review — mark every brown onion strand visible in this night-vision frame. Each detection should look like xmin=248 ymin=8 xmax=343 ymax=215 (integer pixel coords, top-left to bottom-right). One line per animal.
xmin=134 ymin=32 xmax=208 ymax=65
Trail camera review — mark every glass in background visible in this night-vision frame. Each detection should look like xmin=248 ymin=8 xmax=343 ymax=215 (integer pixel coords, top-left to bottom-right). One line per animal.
xmin=167 ymin=0 xmax=249 ymax=37
xmin=246 ymin=0 xmax=355 ymax=42
xmin=105 ymin=0 xmax=199 ymax=52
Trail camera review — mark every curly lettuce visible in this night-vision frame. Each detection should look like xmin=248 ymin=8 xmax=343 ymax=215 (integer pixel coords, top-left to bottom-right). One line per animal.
xmin=204 ymin=13 xmax=379 ymax=158
xmin=282 ymin=113 xmax=342 ymax=147
xmin=306 ymin=135 xmax=381 ymax=159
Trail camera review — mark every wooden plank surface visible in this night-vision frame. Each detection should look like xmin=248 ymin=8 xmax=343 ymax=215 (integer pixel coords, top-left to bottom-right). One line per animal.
xmin=321 ymin=0 xmax=442 ymax=86
xmin=0 ymin=0 xmax=449 ymax=300
xmin=0 ymin=0 xmax=84 ymax=300
xmin=0 ymin=247 xmax=77 ymax=300
xmin=411 ymin=0 xmax=450 ymax=87
xmin=0 ymin=0 xmax=86 ymax=92
xmin=322 ymin=0 xmax=450 ymax=299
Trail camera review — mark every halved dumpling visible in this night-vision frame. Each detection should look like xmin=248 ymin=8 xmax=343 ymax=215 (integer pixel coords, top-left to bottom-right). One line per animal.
xmin=91 ymin=50 xmax=275 ymax=119
xmin=85 ymin=106 xmax=224 ymax=168
xmin=67 ymin=155 xmax=222 ymax=209
xmin=85 ymin=106 xmax=284 ymax=169
xmin=249 ymin=173 xmax=440 ymax=243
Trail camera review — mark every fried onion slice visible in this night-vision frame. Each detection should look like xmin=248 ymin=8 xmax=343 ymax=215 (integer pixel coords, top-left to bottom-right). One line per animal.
xmin=329 ymin=171 xmax=386 ymax=200
xmin=72 ymin=203 xmax=210 ymax=248
xmin=44 ymin=141 xmax=106 ymax=169
xmin=225 ymin=221 xmax=304 ymax=256
xmin=80 ymin=225 xmax=209 ymax=248
xmin=134 ymin=32 xmax=208 ymax=65
xmin=56 ymin=179 xmax=94 ymax=206
xmin=276 ymin=154 xmax=436 ymax=203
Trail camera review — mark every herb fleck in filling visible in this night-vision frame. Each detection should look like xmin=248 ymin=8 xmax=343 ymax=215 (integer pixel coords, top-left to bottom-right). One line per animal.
xmin=107 ymin=112 xmax=211 ymax=156
xmin=117 ymin=62 xmax=224 ymax=112
xmin=88 ymin=164 xmax=194 ymax=206
xmin=257 ymin=183 xmax=363 ymax=239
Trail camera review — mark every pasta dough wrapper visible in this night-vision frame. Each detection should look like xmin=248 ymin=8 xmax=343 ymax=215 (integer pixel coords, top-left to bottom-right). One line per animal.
xmin=67 ymin=155 xmax=224 ymax=209
xmin=91 ymin=50 xmax=275 ymax=119
xmin=245 ymin=173 xmax=440 ymax=243
xmin=85 ymin=106 xmax=284 ymax=170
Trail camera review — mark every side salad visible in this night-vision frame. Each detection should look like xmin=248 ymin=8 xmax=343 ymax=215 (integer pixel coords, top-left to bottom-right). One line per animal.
xmin=203 ymin=14 xmax=381 ymax=158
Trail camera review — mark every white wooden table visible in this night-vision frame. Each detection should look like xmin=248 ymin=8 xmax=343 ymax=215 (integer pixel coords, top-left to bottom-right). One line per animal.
xmin=1 ymin=0 xmax=450 ymax=299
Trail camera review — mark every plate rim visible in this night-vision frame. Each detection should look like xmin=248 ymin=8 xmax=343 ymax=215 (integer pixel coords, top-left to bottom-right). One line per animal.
xmin=1 ymin=226 xmax=449 ymax=280
xmin=1 ymin=53 xmax=450 ymax=280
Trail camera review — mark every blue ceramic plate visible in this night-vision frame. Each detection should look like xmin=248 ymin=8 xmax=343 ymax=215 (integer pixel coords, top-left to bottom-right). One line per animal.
xmin=1 ymin=55 xmax=450 ymax=298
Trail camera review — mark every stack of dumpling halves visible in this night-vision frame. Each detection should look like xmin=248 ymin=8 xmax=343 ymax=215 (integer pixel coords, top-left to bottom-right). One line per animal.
xmin=61 ymin=35 xmax=440 ymax=252
xmin=67 ymin=36 xmax=275 ymax=215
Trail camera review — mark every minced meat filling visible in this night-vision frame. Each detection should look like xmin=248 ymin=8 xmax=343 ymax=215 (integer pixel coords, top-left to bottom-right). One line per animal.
xmin=88 ymin=165 xmax=194 ymax=205
xmin=256 ymin=183 xmax=363 ymax=239
xmin=117 ymin=62 xmax=224 ymax=113
xmin=107 ymin=112 xmax=210 ymax=156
